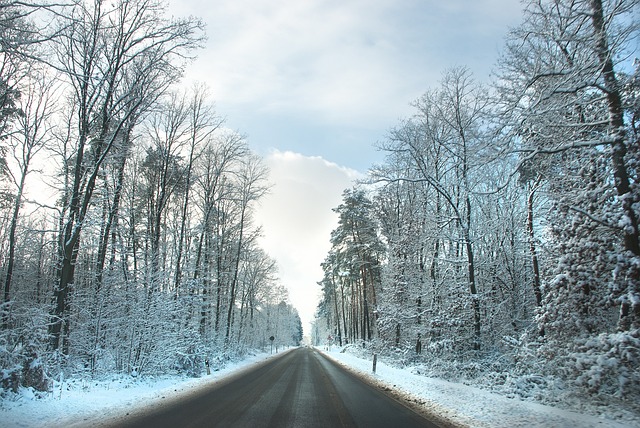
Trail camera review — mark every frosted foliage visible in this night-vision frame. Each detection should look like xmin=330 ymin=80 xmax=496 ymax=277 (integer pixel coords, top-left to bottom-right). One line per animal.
xmin=534 ymin=149 xmax=640 ymax=399
xmin=0 ymin=0 xmax=301 ymax=399
xmin=0 ymin=304 xmax=49 ymax=394
xmin=2 ymin=0 xmax=640 ymax=424
xmin=572 ymin=331 xmax=640 ymax=396
xmin=539 ymin=153 xmax=618 ymax=338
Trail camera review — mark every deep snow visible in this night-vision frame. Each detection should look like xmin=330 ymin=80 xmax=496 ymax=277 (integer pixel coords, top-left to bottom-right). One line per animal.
xmin=1 ymin=346 xmax=638 ymax=427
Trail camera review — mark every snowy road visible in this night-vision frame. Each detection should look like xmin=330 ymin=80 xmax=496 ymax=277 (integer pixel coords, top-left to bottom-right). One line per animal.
xmin=105 ymin=347 xmax=440 ymax=428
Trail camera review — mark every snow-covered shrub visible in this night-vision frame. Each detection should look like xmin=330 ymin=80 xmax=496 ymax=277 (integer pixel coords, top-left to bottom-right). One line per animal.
xmin=0 ymin=304 xmax=50 ymax=394
xmin=0 ymin=365 xmax=21 ymax=393
xmin=174 ymin=344 xmax=206 ymax=377
xmin=501 ymin=373 xmax=562 ymax=402
xmin=20 ymin=349 xmax=48 ymax=392
xmin=571 ymin=330 xmax=640 ymax=398
xmin=533 ymin=150 xmax=638 ymax=401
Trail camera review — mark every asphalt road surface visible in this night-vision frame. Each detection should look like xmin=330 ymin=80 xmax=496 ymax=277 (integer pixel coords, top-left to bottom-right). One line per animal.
xmin=109 ymin=347 xmax=441 ymax=428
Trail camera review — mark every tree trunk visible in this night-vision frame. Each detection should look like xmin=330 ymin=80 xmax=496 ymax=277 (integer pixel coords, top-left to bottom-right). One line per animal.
xmin=527 ymin=177 xmax=543 ymax=307
xmin=96 ymin=138 xmax=130 ymax=290
xmin=331 ymin=274 xmax=343 ymax=346
xmin=174 ymin=142 xmax=195 ymax=294
xmin=340 ymin=283 xmax=348 ymax=343
xmin=465 ymin=230 xmax=481 ymax=351
xmin=3 ymin=169 xmax=26 ymax=307
xmin=226 ymin=206 xmax=246 ymax=342
xmin=50 ymin=232 xmax=79 ymax=353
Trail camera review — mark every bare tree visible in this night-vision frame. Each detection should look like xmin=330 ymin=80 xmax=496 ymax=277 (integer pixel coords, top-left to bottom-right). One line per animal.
xmin=49 ymin=0 xmax=204 ymax=353
xmin=173 ymin=84 xmax=222 ymax=295
xmin=2 ymin=66 xmax=56 ymax=324
xmin=141 ymin=91 xmax=190 ymax=290
xmin=193 ymin=131 xmax=247 ymax=340
xmin=225 ymin=153 xmax=269 ymax=343
xmin=377 ymin=67 xmax=489 ymax=350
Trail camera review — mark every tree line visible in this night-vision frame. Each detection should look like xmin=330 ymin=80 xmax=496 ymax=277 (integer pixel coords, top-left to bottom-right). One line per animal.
xmin=0 ymin=0 xmax=302 ymax=393
xmin=314 ymin=0 xmax=640 ymax=405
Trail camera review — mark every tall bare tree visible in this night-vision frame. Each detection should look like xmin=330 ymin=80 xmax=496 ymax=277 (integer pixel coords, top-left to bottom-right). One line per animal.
xmin=173 ymin=84 xmax=222 ymax=295
xmin=49 ymin=0 xmax=204 ymax=353
xmin=2 ymin=67 xmax=56 ymax=317
xmin=225 ymin=153 xmax=269 ymax=342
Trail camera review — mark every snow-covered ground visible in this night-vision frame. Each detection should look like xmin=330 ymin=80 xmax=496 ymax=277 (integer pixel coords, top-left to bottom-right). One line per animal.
xmin=1 ymin=346 xmax=638 ymax=427
xmin=320 ymin=347 xmax=640 ymax=428
xmin=0 ymin=350 xmax=285 ymax=428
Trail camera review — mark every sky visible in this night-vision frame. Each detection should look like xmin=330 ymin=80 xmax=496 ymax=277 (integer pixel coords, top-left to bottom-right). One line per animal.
xmin=168 ymin=0 xmax=525 ymax=335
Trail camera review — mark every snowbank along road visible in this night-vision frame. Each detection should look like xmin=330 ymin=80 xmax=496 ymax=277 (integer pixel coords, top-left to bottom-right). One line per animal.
xmin=103 ymin=346 xmax=442 ymax=428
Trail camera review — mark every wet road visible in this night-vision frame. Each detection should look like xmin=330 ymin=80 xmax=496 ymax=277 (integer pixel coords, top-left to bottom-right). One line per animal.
xmin=109 ymin=347 xmax=440 ymax=428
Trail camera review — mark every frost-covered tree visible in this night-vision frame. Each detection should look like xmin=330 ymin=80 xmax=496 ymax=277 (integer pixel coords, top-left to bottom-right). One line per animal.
xmin=48 ymin=0 xmax=205 ymax=354
xmin=373 ymin=68 xmax=496 ymax=352
xmin=317 ymin=188 xmax=384 ymax=345
xmin=496 ymin=0 xmax=640 ymax=397
xmin=2 ymin=66 xmax=55 ymax=314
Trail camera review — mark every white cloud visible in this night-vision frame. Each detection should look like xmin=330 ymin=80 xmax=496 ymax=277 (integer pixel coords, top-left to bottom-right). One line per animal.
xmin=254 ymin=151 xmax=361 ymax=334
xmin=176 ymin=0 xmax=523 ymax=128
xmin=189 ymin=0 xmax=404 ymax=121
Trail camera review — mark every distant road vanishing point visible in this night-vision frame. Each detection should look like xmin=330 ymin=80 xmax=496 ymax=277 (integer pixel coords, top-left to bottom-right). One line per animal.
xmin=104 ymin=347 xmax=443 ymax=428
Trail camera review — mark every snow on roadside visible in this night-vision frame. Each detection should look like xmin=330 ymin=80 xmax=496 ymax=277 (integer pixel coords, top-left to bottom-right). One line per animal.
xmin=3 ymin=346 xmax=638 ymax=428
xmin=0 ymin=350 xmax=285 ymax=428
xmin=319 ymin=347 xmax=640 ymax=428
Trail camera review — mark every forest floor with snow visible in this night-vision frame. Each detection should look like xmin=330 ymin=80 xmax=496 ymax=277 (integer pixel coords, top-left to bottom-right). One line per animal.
xmin=1 ymin=345 xmax=638 ymax=427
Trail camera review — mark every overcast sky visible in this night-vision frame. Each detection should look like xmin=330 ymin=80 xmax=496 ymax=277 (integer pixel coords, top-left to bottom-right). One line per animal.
xmin=169 ymin=0 xmax=525 ymax=335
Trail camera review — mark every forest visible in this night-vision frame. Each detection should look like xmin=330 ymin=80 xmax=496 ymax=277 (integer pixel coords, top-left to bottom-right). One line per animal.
xmin=0 ymin=0 xmax=302 ymax=394
xmin=1 ymin=0 xmax=639 ymax=418
xmin=313 ymin=0 xmax=640 ymax=413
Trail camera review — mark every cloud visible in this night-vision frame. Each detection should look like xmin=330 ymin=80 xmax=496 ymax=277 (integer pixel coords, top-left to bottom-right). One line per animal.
xmin=177 ymin=0 xmax=523 ymax=128
xmin=253 ymin=151 xmax=361 ymax=333
xmin=188 ymin=0 xmax=405 ymax=121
